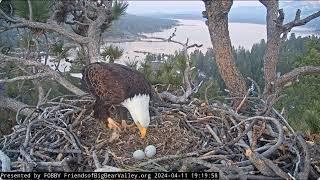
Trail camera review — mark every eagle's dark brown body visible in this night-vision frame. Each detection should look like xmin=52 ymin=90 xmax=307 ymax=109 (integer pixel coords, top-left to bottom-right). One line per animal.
xmin=82 ymin=62 xmax=151 ymax=120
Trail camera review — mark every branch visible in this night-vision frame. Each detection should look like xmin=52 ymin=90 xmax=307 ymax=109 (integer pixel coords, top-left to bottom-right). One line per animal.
xmin=0 ymin=73 xmax=50 ymax=83
xmin=20 ymin=19 xmax=90 ymax=44
xmin=187 ymin=43 xmax=203 ymax=49
xmin=283 ymin=10 xmax=320 ymax=32
xmin=0 ymin=8 xmax=18 ymax=22
xmin=205 ymin=80 xmax=214 ymax=104
xmin=276 ymin=66 xmax=320 ymax=88
xmin=140 ymin=28 xmax=185 ymax=46
xmin=296 ymin=133 xmax=311 ymax=179
xmin=0 ymin=95 xmax=34 ymax=116
xmin=0 ymin=54 xmax=86 ymax=96
xmin=140 ymin=37 xmax=184 ymax=46
xmin=259 ymin=0 xmax=276 ymax=8
xmin=0 ymin=23 xmax=26 ymax=33
xmin=27 ymin=0 xmax=33 ymax=21
xmin=0 ymin=9 xmax=89 ymax=45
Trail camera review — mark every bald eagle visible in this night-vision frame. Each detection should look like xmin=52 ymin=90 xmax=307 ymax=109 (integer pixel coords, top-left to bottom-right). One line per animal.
xmin=82 ymin=62 xmax=152 ymax=138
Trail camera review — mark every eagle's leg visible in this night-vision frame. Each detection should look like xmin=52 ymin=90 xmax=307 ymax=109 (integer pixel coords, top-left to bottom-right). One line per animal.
xmin=107 ymin=117 xmax=121 ymax=130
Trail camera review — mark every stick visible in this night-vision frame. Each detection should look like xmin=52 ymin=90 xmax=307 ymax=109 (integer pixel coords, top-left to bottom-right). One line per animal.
xmin=0 ymin=150 xmax=11 ymax=172
xmin=92 ymin=150 xmax=101 ymax=169
xmin=205 ymin=124 xmax=222 ymax=144
xmin=236 ymin=89 xmax=250 ymax=113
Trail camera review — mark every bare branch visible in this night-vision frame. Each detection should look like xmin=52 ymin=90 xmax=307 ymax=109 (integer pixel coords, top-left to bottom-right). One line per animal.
xmin=283 ymin=10 xmax=320 ymax=32
xmin=0 ymin=23 xmax=26 ymax=33
xmin=0 ymin=54 xmax=86 ymax=95
xmin=276 ymin=66 xmax=320 ymax=88
xmin=187 ymin=43 xmax=203 ymax=49
xmin=168 ymin=28 xmax=177 ymax=41
xmin=295 ymin=9 xmax=301 ymax=21
xmin=140 ymin=37 xmax=184 ymax=46
xmin=0 ymin=73 xmax=50 ymax=83
xmin=27 ymin=0 xmax=33 ymax=21
xmin=20 ymin=19 xmax=90 ymax=44
xmin=140 ymin=28 xmax=186 ymax=46
xmin=0 ymin=95 xmax=34 ymax=116
xmin=0 ymin=9 xmax=18 ymax=22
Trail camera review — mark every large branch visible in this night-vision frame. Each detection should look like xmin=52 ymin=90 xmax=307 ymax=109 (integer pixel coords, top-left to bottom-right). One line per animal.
xmin=283 ymin=10 xmax=320 ymax=32
xmin=0 ymin=54 xmax=86 ymax=96
xmin=0 ymin=9 xmax=90 ymax=45
xmin=18 ymin=19 xmax=90 ymax=44
xmin=0 ymin=95 xmax=34 ymax=117
xmin=276 ymin=66 xmax=320 ymax=88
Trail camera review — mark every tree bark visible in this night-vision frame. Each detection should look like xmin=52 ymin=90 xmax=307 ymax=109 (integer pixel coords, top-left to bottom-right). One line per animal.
xmin=203 ymin=0 xmax=247 ymax=101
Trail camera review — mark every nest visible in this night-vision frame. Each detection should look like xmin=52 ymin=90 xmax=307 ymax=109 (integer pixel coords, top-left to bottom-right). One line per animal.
xmin=0 ymin=95 xmax=319 ymax=179
xmin=78 ymin=109 xmax=201 ymax=167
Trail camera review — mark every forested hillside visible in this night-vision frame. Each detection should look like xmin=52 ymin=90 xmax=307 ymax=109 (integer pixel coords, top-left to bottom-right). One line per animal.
xmin=104 ymin=14 xmax=178 ymax=38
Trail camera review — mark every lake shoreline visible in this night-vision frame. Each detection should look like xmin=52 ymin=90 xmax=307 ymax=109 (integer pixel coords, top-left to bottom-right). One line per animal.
xmin=104 ymin=19 xmax=319 ymax=45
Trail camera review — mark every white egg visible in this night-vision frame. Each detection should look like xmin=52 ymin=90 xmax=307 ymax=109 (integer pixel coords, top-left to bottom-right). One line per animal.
xmin=133 ymin=150 xmax=145 ymax=160
xmin=144 ymin=145 xmax=156 ymax=158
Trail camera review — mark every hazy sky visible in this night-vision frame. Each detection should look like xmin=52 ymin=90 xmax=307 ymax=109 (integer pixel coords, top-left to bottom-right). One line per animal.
xmin=126 ymin=1 xmax=262 ymax=15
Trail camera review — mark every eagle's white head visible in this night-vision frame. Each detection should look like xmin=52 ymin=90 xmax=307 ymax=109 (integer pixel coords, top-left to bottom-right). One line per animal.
xmin=121 ymin=94 xmax=150 ymax=138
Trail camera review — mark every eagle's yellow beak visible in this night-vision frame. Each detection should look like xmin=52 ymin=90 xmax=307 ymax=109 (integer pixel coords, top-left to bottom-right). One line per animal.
xmin=136 ymin=122 xmax=147 ymax=139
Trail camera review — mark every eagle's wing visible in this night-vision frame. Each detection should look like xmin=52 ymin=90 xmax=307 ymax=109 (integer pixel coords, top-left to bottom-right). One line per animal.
xmin=82 ymin=63 xmax=126 ymax=105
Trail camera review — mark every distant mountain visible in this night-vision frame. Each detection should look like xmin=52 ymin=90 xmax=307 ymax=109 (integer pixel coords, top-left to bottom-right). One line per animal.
xmin=139 ymin=3 xmax=320 ymax=31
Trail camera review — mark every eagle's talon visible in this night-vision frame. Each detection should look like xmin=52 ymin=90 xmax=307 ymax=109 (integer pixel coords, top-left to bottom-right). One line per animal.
xmin=121 ymin=120 xmax=128 ymax=129
xmin=121 ymin=120 xmax=136 ymax=131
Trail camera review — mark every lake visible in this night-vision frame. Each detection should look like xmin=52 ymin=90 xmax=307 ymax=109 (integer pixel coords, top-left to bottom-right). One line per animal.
xmin=105 ymin=19 xmax=318 ymax=64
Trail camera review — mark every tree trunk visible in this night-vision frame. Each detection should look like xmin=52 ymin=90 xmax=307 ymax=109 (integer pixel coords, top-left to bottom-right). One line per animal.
xmin=87 ymin=5 xmax=111 ymax=63
xmin=204 ymin=0 xmax=247 ymax=101
xmin=261 ymin=0 xmax=282 ymax=96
